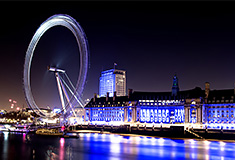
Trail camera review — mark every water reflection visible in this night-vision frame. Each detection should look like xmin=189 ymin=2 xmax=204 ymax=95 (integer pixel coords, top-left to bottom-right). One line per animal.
xmin=59 ymin=138 xmax=65 ymax=160
xmin=1 ymin=132 xmax=235 ymax=160
xmin=3 ymin=132 xmax=9 ymax=160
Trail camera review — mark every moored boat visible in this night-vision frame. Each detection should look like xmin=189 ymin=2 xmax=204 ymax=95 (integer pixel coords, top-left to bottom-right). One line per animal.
xmin=36 ymin=128 xmax=63 ymax=136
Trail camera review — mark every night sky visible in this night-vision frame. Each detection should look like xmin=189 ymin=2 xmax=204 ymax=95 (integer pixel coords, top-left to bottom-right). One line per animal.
xmin=1 ymin=1 xmax=235 ymax=110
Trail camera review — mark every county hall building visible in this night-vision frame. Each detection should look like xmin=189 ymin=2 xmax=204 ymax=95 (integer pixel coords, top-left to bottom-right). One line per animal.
xmin=85 ymin=74 xmax=235 ymax=129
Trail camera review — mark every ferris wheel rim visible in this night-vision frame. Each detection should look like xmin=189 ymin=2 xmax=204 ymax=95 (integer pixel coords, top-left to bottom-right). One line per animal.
xmin=23 ymin=14 xmax=89 ymax=118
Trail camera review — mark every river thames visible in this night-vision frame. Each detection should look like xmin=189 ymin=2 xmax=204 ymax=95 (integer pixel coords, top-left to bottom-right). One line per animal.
xmin=0 ymin=131 xmax=235 ymax=160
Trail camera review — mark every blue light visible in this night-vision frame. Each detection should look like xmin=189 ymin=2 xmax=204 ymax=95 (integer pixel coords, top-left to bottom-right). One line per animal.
xmin=89 ymin=107 xmax=124 ymax=123
xmin=189 ymin=107 xmax=196 ymax=123
xmin=139 ymin=106 xmax=184 ymax=123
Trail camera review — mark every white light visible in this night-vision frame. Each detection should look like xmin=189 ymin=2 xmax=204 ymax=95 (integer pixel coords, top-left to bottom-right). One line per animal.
xmin=219 ymin=141 xmax=226 ymax=147
xmin=48 ymin=66 xmax=65 ymax=73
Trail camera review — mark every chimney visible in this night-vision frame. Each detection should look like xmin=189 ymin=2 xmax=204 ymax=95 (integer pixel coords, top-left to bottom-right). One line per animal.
xmin=128 ymin=89 xmax=133 ymax=99
xmin=106 ymin=92 xmax=109 ymax=102
xmin=205 ymin=82 xmax=210 ymax=99
xmin=93 ymin=93 xmax=97 ymax=102
xmin=113 ymin=91 xmax=117 ymax=101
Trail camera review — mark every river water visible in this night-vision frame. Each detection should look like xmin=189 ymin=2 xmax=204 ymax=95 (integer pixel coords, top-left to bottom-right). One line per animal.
xmin=0 ymin=131 xmax=235 ymax=160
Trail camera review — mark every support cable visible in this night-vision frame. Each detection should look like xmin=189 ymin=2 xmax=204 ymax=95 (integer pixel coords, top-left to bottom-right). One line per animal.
xmin=64 ymin=73 xmax=85 ymax=105
xmin=60 ymin=75 xmax=85 ymax=108
xmin=58 ymin=74 xmax=77 ymax=117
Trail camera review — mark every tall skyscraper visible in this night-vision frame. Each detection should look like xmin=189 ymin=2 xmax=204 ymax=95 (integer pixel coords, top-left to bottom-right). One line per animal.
xmin=99 ymin=69 xmax=126 ymax=97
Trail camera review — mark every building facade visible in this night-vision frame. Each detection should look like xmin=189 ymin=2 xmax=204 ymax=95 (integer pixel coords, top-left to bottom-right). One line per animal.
xmin=99 ymin=69 xmax=126 ymax=97
xmin=86 ymin=76 xmax=235 ymax=129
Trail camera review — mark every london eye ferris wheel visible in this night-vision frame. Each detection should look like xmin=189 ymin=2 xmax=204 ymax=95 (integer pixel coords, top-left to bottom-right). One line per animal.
xmin=23 ymin=14 xmax=89 ymax=120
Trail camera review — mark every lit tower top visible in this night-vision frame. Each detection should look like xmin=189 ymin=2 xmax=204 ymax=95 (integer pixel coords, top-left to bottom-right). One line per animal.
xmin=172 ymin=74 xmax=179 ymax=96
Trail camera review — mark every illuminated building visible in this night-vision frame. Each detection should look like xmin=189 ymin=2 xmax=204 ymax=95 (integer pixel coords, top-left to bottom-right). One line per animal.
xmin=85 ymin=92 xmax=125 ymax=124
xmin=205 ymin=88 xmax=235 ymax=129
xmin=86 ymin=75 xmax=235 ymax=129
xmin=99 ymin=69 xmax=126 ymax=97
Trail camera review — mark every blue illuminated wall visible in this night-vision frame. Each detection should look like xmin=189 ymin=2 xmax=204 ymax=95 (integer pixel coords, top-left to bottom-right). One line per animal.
xmin=205 ymin=104 xmax=235 ymax=129
xmin=139 ymin=106 xmax=184 ymax=123
xmin=127 ymin=107 xmax=132 ymax=122
xmin=189 ymin=107 xmax=197 ymax=123
xmin=89 ymin=107 xmax=124 ymax=123
xmin=206 ymin=104 xmax=235 ymax=124
xmin=85 ymin=110 xmax=89 ymax=122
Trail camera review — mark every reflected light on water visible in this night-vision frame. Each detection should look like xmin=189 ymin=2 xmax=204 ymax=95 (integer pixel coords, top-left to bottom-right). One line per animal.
xmin=60 ymin=138 xmax=65 ymax=147
xmin=204 ymin=140 xmax=211 ymax=150
xmin=158 ymin=138 xmax=165 ymax=146
xmin=23 ymin=133 xmax=26 ymax=142
xmin=189 ymin=139 xmax=196 ymax=148
xmin=79 ymin=133 xmax=84 ymax=138
xmin=3 ymin=131 xmax=9 ymax=141
xmin=93 ymin=133 xmax=99 ymax=138
xmin=2 ymin=132 xmax=235 ymax=160
xmin=110 ymin=140 xmax=121 ymax=154
xmin=3 ymin=131 xmax=9 ymax=160
xmin=59 ymin=138 xmax=65 ymax=160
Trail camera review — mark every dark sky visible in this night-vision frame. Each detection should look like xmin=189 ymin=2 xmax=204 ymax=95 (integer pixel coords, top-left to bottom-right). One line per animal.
xmin=1 ymin=1 xmax=235 ymax=110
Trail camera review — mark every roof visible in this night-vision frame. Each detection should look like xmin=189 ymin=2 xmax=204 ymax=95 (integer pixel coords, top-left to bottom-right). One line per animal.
xmin=86 ymin=96 xmax=129 ymax=108
xmin=207 ymin=89 xmax=235 ymax=103
xmin=130 ymin=87 xmax=204 ymax=100
xmin=85 ymin=87 xmax=205 ymax=108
